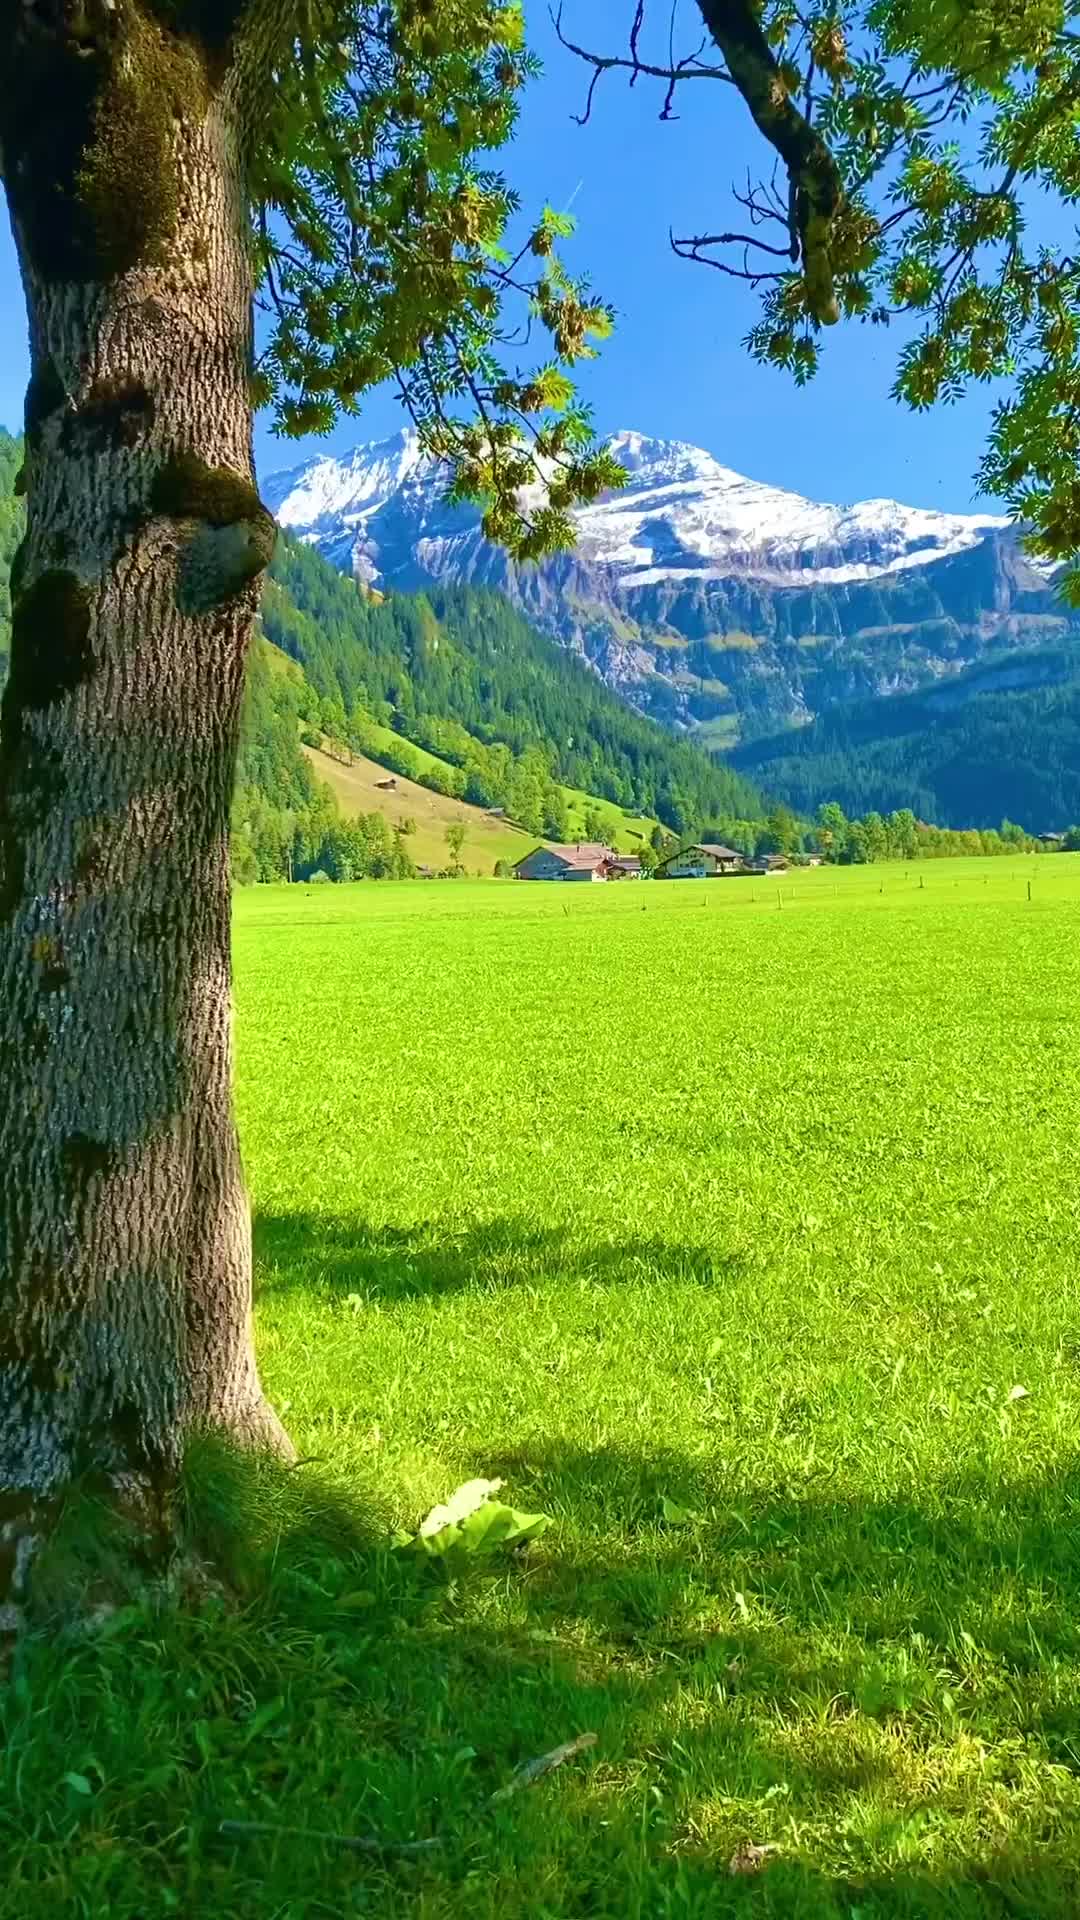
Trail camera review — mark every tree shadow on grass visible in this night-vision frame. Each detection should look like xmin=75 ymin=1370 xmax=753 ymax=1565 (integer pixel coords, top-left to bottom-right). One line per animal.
xmin=253 ymin=1208 xmax=748 ymax=1302
xmin=216 ymin=1441 xmax=1080 ymax=1917
xmin=506 ymin=1442 xmax=1080 ymax=1914
xmin=12 ymin=1433 xmax=1080 ymax=1917
xmin=237 ymin=1213 xmax=1080 ymax=1909
xmin=474 ymin=1433 xmax=1080 ymax=1675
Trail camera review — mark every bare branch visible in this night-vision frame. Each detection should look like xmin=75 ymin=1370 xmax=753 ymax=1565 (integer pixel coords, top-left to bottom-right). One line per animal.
xmin=734 ymin=169 xmax=790 ymax=229
xmin=670 ymin=230 xmax=785 ymax=283
xmin=630 ymin=0 xmax=647 ymax=77
xmin=672 ymin=228 xmax=794 ymax=259
xmin=552 ymin=1 xmax=734 ymax=129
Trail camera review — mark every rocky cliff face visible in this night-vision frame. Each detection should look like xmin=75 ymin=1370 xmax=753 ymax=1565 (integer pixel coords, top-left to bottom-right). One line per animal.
xmin=263 ymin=427 xmax=1071 ymax=744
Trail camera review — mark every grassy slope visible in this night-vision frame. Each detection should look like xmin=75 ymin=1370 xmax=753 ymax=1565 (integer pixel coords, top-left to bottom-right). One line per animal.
xmin=557 ymin=782 xmax=658 ymax=849
xmin=305 ymin=710 xmax=663 ymax=864
xmin=346 ymin=716 xmax=663 ymax=853
xmin=7 ymin=860 xmax=1080 ymax=1917
xmin=303 ymin=741 xmax=538 ymax=872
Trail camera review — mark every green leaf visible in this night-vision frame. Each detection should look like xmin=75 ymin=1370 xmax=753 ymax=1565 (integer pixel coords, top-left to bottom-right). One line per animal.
xmin=418 ymin=1477 xmax=505 ymax=1537
xmin=660 ymin=1495 xmax=699 ymax=1527
xmin=62 ymin=1773 xmax=93 ymax=1796
xmin=396 ymin=1481 xmax=550 ymax=1560
xmin=243 ymin=1699 xmax=285 ymax=1743
xmin=457 ymin=1500 xmax=550 ymax=1553
xmin=541 ymin=205 xmax=576 ymax=239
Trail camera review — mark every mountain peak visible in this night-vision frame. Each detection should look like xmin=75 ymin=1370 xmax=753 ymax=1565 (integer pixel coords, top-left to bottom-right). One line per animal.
xmin=605 ymin=428 xmax=735 ymax=486
xmin=263 ymin=426 xmax=429 ymax=531
xmin=260 ymin=421 xmax=1062 ymax=750
xmin=263 ymin=422 xmax=1015 ymax=596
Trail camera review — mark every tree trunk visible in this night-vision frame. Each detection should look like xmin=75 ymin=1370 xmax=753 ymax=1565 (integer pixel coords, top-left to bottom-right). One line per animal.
xmin=0 ymin=7 xmax=288 ymax=1510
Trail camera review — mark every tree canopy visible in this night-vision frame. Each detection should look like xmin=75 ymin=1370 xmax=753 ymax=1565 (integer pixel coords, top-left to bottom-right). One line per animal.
xmin=15 ymin=1 xmax=1070 ymax=579
xmin=243 ymin=0 xmax=625 ymax=555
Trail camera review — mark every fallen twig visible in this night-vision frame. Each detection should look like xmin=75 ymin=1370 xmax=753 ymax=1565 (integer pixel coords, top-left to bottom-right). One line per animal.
xmin=729 ymin=1840 xmax=779 ymax=1875
xmin=491 ymin=1731 xmax=598 ymax=1802
xmin=219 ymin=1819 xmax=441 ymax=1859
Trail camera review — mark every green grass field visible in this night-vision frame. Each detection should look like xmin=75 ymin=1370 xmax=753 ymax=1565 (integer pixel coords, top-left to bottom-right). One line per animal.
xmin=6 ymin=857 xmax=1080 ymax=1918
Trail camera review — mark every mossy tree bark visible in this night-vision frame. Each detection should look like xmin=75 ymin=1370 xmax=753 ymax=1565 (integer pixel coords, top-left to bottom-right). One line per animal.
xmin=0 ymin=2 xmax=290 ymax=1510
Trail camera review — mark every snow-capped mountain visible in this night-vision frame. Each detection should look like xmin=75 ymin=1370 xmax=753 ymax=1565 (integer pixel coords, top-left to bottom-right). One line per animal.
xmin=263 ymin=427 xmax=1070 ymax=741
xmin=265 ymin=424 xmax=1009 ymax=590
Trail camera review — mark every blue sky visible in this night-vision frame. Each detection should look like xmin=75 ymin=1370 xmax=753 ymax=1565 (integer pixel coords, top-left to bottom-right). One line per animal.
xmin=0 ymin=0 xmax=1020 ymax=511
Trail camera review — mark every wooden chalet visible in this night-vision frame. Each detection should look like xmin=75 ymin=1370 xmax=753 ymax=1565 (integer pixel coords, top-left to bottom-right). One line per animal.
xmin=655 ymin=843 xmax=746 ymax=880
xmin=513 ymin=842 xmax=616 ymax=883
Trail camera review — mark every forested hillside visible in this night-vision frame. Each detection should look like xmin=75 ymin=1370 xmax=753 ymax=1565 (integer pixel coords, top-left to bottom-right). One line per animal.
xmin=263 ymin=539 xmax=762 ymax=833
xmin=733 ymin=642 xmax=1080 ymax=831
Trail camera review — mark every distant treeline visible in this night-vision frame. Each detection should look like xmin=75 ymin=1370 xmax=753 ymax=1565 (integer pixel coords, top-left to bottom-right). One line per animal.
xmin=802 ymin=803 xmax=1046 ymax=864
xmin=682 ymin=801 xmax=1045 ymax=869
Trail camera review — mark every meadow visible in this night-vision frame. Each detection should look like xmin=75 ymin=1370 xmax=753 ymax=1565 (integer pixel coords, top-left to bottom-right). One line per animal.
xmin=5 ymin=857 xmax=1080 ymax=1918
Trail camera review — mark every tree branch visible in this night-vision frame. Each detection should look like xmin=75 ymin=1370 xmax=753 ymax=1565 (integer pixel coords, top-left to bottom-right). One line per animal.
xmin=692 ymin=0 xmax=845 ymax=323
xmin=672 ymin=229 xmax=794 ymax=259
xmin=670 ymin=231 xmax=785 ymax=283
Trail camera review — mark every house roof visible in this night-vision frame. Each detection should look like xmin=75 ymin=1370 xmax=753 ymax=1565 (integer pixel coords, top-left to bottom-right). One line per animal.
xmin=560 ymin=842 xmax=612 ymax=863
xmin=546 ymin=842 xmax=613 ymax=869
xmin=514 ymin=842 xmax=612 ymax=871
xmin=659 ymin=843 xmax=742 ymax=866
